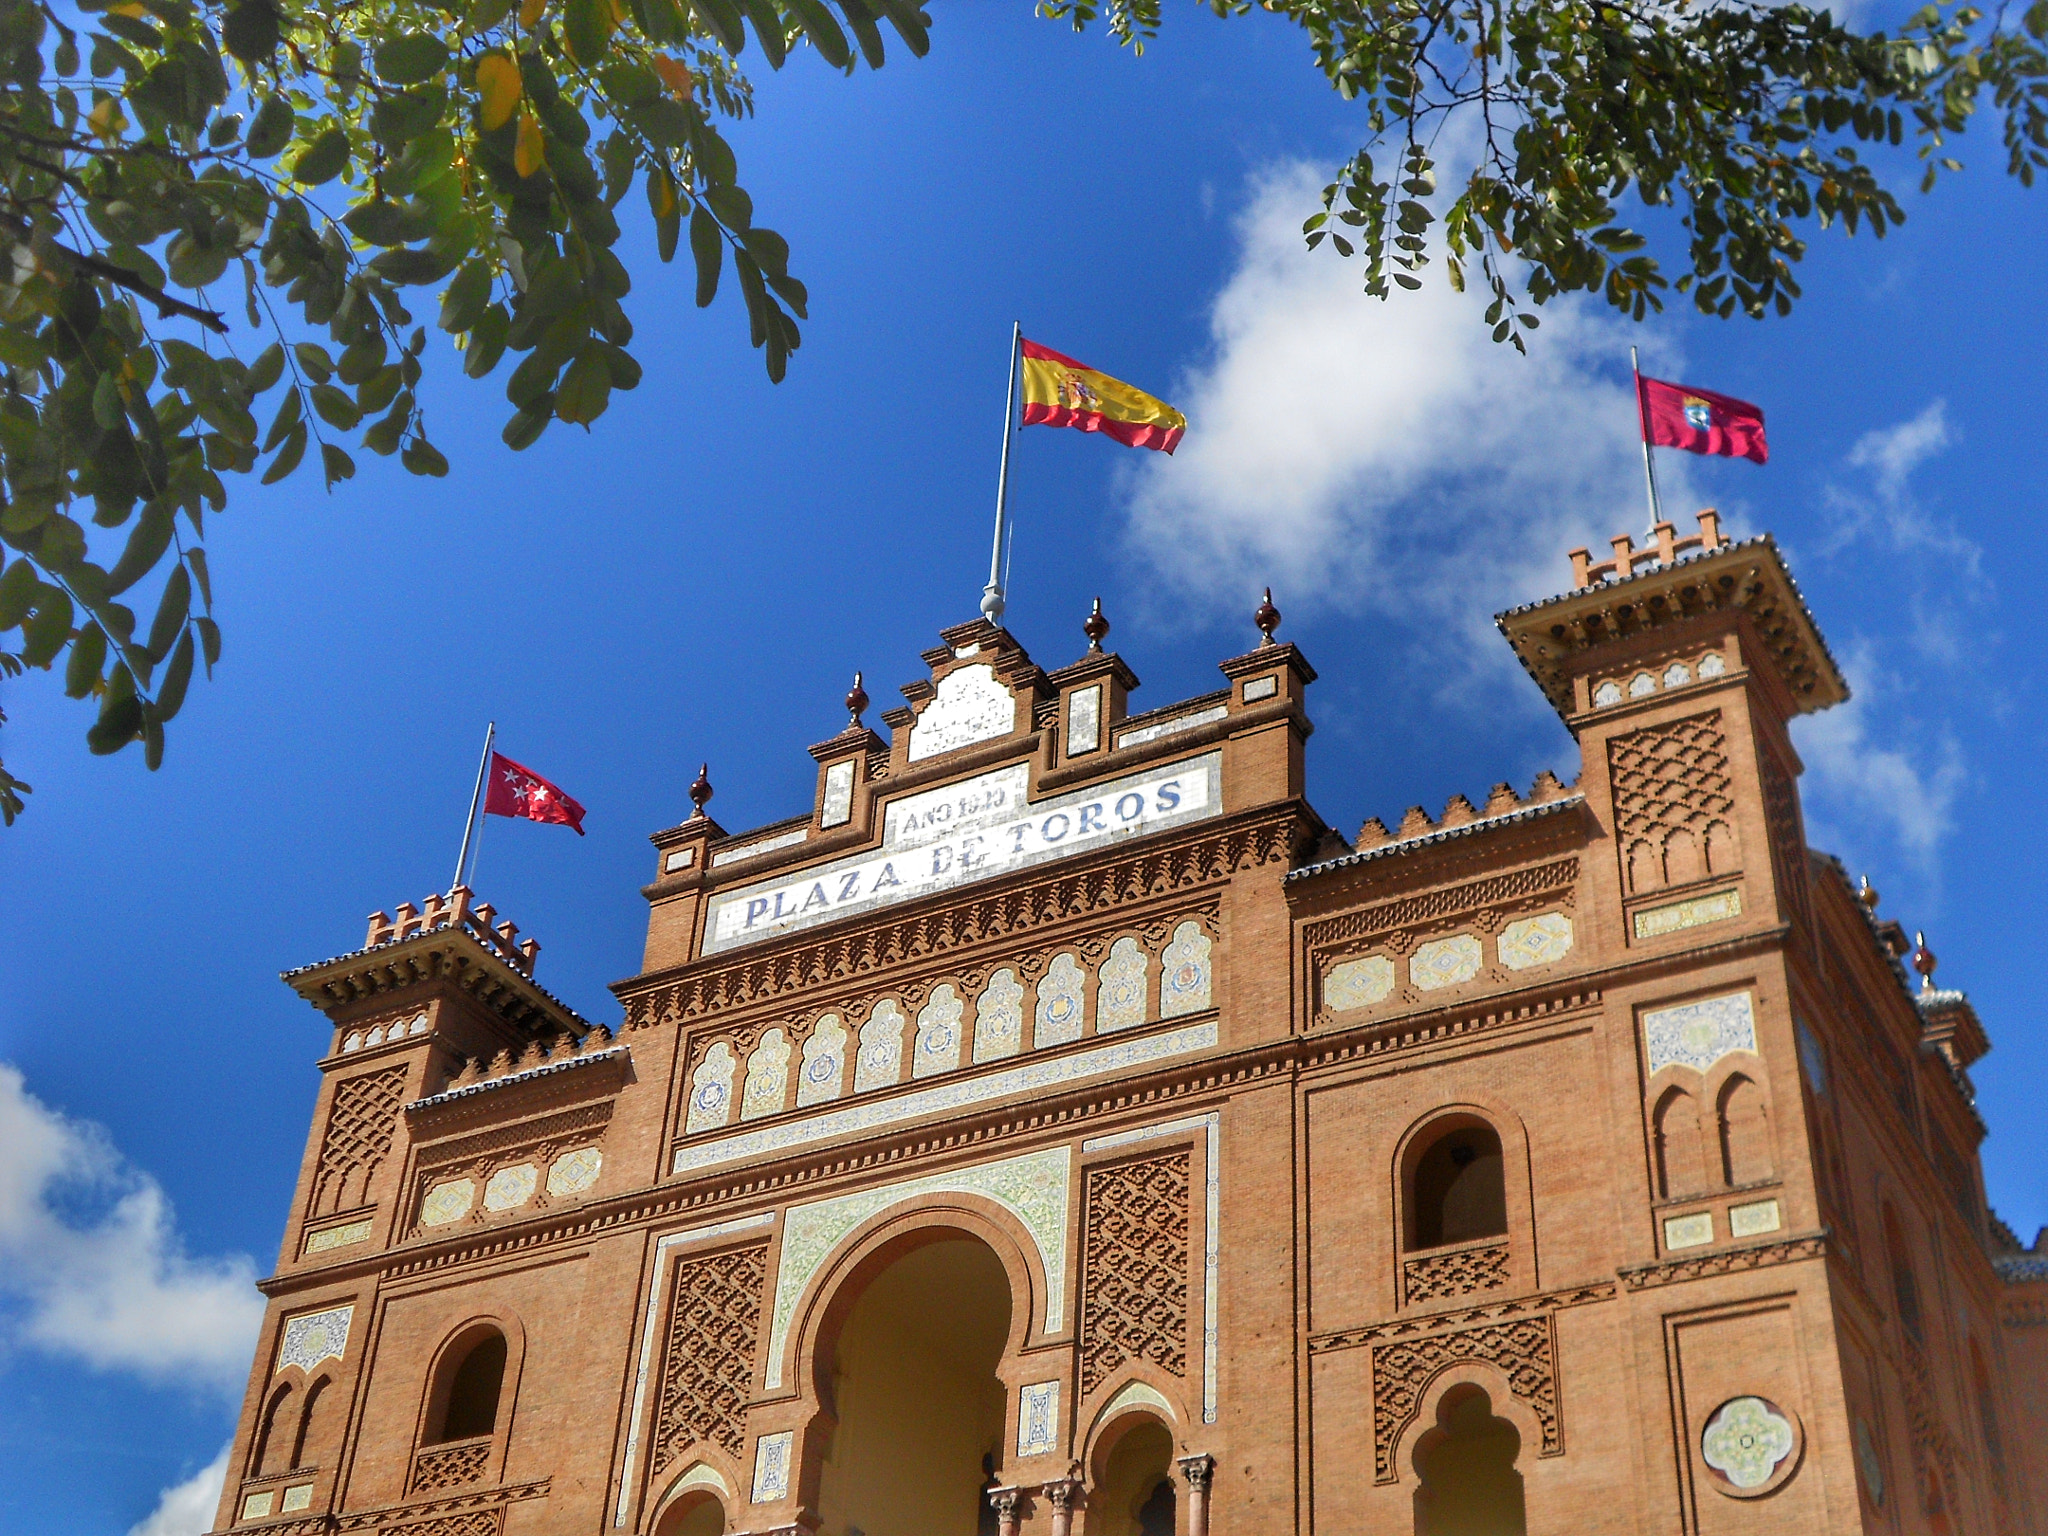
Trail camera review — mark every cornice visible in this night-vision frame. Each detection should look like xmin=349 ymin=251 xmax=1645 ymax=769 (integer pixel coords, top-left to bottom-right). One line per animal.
xmin=280 ymin=927 xmax=589 ymax=1037
xmin=1617 ymin=1230 xmax=1828 ymax=1290
xmin=1309 ymin=1279 xmax=1618 ymax=1355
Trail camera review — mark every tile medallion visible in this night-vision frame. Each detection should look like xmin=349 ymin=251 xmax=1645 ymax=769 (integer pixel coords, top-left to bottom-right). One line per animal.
xmin=1159 ymin=922 xmax=1212 ymax=1017
xmin=1410 ymin=934 xmax=1482 ymax=992
xmin=1018 ymin=1381 xmax=1061 ymax=1457
xmin=750 ymin=1430 xmax=794 ymax=1502
xmin=685 ymin=1042 xmax=737 ymax=1133
xmin=1324 ymin=955 xmax=1395 ymax=1012
xmin=483 ymin=1163 xmax=538 ymax=1212
xmin=766 ymin=1146 xmax=1072 ymax=1389
xmin=1096 ymin=937 xmax=1149 ymax=1033
xmin=742 ymin=1028 xmax=792 ymax=1120
xmin=1663 ymin=1212 xmax=1714 ymax=1250
xmin=1643 ymin=991 xmax=1757 ymax=1076
xmin=420 ymin=1178 xmax=474 ymax=1227
xmin=674 ymin=1021 xmax=1216 ymax=1177
xmin=1728 ymin=1198 xmax=1782 ymax=1239
xmin=914 ymin=985 xmax=965 ymax=1079
xmin=1701 ymin=1396 xmax=1796 ymax=1490
xmin=908 ymin=663 xmax=1017 ymax=762
xmin=798 ymin=1014 xmax=848 ymax=1106
xmin=279 ymin=1484 xmax=314 ymax=1513
xmin=276 ymin=1304 xmax=353 ymax=1374
xmin=1497 ymin=912 xmax=1574 ymax=971
xmin=821 ymin=759 xmax=856 ymax=828
xmin=1036 ymin=953 xmax=1086 ymax=1047
xmin=546 ymin=1146 xmax=603 ymax=1197
xmin=856 ymin=1001 xmax=907 ymax=1091
xmin=973 ymin=970 xmax=1024 ymax=1063
xmin=1633 ymin=888 xmax=1743 ymax=939
xmin=303 ymin=1217 xmax=373 ymax=1256
xmin=242 ymin=1491 xmax=275 ymax=1520
xmin=1068 ymin=685 xmax=1102 ymax=756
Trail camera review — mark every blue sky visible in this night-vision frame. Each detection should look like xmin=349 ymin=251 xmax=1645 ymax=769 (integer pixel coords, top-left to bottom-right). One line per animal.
xmin=3 ymin=9 xmax=2044 ymax=1533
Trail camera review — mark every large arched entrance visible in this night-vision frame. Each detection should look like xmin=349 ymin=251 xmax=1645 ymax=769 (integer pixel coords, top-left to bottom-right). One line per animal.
xmin=814 ymin=1237 xmax=1012 ymax=1536
xmin=1411 ymin=1384 xmax=1527 ymax=1536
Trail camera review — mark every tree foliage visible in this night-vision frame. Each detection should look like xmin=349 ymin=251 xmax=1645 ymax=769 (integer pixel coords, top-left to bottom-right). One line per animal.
xmin=0 ymin=0 xmax=926 ymax=821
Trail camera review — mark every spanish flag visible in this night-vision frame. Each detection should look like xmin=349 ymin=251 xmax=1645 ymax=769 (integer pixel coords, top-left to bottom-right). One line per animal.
xmin=1020 ymin=339 xmax=1186 ymax=454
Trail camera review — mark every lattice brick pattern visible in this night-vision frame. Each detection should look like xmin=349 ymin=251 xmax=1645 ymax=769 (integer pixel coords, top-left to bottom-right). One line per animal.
xmin=1756 ymin=745 xmax=1814 ymax=934
xmin=1607 ymin=712 xmax=1735 ymax=893
xmin=1301 ymin=861 xmax=1579 ymax=953
xmin=1371 ymin=1317 xmax=1559 ymax=1481
xmin=1403 ymin=1241 xmax=1511 ymax=1304
xmin=381 ymin=1512 xmax=503 ymax=1536
xmin=409 ymin=1439 xmax=490 ymax=1494
xmin=313 ymin=1066 xmax=408 ymax=1214
xmin=1080 ymin=1153 xmax=1191 ymax=1397
xmin=652 ymin=1242 xmax=769 ymax=1467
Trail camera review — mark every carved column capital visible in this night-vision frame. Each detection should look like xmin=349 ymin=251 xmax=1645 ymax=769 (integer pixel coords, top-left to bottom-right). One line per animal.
xmin=1176 ymin=1453 xmax=1215 ymax=1493
xmin=990 ymin=1485 xmax=1025 ymax=1536
xmin=1042 ymin=1477 xmax=1081 ymax=1536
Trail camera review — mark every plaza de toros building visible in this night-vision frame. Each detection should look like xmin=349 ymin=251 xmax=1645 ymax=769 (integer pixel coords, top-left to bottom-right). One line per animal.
xmin=213 ymin=511 xmax=2047 ymax=1536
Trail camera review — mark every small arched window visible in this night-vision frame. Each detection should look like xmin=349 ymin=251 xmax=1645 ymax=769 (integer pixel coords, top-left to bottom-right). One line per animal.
xmin=1969 ymin=1339 xmax=2006 ymax=1482
xmin=290 ymin=1377 xmax=333 ymax=1469
xmin=431 ymin=1331 xmax=507 ymax=1443
xmin=1883 ymin=1205 xmax=1923 ymax=1347
xmin=255 ymin=1383 xmax=297 ymax=1477
xmin=1411 ymin=1123 xmax=1508 ymax=1249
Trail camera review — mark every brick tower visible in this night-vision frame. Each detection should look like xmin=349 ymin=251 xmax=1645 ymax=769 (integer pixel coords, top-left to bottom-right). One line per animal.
xmin=210 ymin=514 xmax=2041 ymax=1536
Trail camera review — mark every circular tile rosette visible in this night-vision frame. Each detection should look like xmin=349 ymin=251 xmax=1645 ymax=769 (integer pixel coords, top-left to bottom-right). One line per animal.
xmin=1700 ymin=1395 xmax=1802 ymax=1497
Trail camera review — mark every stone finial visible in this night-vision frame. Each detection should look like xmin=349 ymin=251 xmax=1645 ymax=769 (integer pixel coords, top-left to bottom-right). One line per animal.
xmin=1084 ymin=596 xmax=1110 ymax=653
xmin=845 ymin=671 xmax=869 ymax=727
xmin=688 ymin=762 xmax=713 ymax=816
xmin=1254 ymin=586 xmax=1281 ymax=645
xmin=1912 ymin=930 xmax=1938 ymax=992
xmin=1858 ymin=874 xmax=1880 ymax=911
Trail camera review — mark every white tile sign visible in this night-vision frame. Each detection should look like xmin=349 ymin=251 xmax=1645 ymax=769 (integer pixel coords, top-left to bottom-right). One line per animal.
xmin=705 ymin=752 xmax=1222 ymax=953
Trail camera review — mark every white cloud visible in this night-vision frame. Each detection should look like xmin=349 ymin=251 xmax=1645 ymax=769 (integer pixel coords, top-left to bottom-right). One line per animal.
xmin=1119 ymin=161 xmax=1700 ymax=691
xmin=129 ymin=1443 xmax=232 ymax=1536
xmin=0 ymin=1062 xmax=263 ymax=1392
xmin=1820 ymin=401 xmax=1980 ymax=580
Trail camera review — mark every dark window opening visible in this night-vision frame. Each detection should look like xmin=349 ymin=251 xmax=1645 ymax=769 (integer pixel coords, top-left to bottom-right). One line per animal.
xmin=1413 ymin=1125 xmax=1508 ymax=1249
xmin=435 ymin=1333 xmax=507 ymax=1442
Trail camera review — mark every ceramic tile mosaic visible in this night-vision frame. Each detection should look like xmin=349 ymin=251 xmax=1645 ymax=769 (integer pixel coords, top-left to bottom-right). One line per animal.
xmin=1497 ymin=912 xmax=1574 ymax=971
xmin=1702 ymin=1397 xmax=1795 ymax=1489
xmin=821 ymin=759 xmax=856 ymax=828
xmin=1116 ymin=704 xmax=1227 ymax=749
xmin=1018 ymin=1381 xmax=1061 ymax=1456
xmin=909 ymin=663 xmax=1017 ymax=762
xmin=1594 ymin=680 xmax=1624 ymax=707
xmin=1699 ymin=651 xmax=1726 ymax=678
xmin=751 ymin=1431 xmax=794 ymax=1502
xmin=914 ymin=985 xmax=964 ymax=1079
xmin=1036 ymin=953 xmax=1086 ymax=1047
xmin=1411 ymin=934 xmax=1482 ymax=991
xmin=798 ymin=1014 xmax=847 ymax=1106
xmin=303 ymin=1217 xmax=372 ymax=1256
xmin=1083 ymin=1111 xmax=1222 ymax=1424
xmin=546 ymin=1146 xmax=602 ymax=1197
xmin=1160 ymin=922 xmax=1212 ymax=1017
xmin=742 ymin=1029 xmax=792 ymax=1120
xmin=242 ymin=1491 xmax=275 ymax=1520
xmin=1663 ymin=661 xmax=1693 ymax=688
xmin=1632 ymin=888 xmax=1743 ymax=939
xmin=483 ymin=1163 xmax=537 ymax=1212
xmin=711 ymin=827 xmax=808 ymax=868
xmin=1241 ymin=674 xmax=1278 ymax=702
xmin=1663 ymin=1211 xmax=1714 ymax=1250
xmin=1629 ymin=671 xmax=1657 ymax=698
xmin=1643 ymin=991 xmax=1757 ymax=1075
xmin=766 ymin=1146 xmax=1072 ymax=1389
xmin=1096 ymin=937 xmax=1148 ymax=1033
xmin=856 ymin=1001 xmax=906 ymax=1091
xmin=1729 ymin=1198 xmax=1782 ymax=1238
xmin=421 ymin=1178 xmax=474 ymax=1227
xmin=685 ymin=1042 xmax=736 ymax=1133
xmin=613 ymin=1211 xmax=778 ymax=1529
xmin=280 ymin=1484 xmax=313 ymax=1512
xmin=1067 ymin=685 xmax=1101 ymax=756
xmin=1324 ymin=955 xmax=1394 ymax=1012
xmin=276 ymin=1304 xmax=353 ymax=1374
xmin=973 ymin=970 xmax=1024 ymax=1063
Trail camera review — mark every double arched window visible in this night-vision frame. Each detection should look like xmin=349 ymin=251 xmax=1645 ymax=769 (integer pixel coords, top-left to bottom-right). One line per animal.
xmin=1650 ymin=1073 xmax=1773 ymax=1200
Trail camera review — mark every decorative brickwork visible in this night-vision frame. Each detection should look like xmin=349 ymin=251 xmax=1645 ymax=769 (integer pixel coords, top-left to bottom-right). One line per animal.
xmin=313 ymin=1067 xmax=408 ymax=1215
xmin=652 ymin=1242 xmax=769 ymax=1468
xmin=1301 ymin=860 xmax=1579 ymax=953
xmin=1371 ymin=1316 xmax=1560 ymax=1481
xmin=1608 ymin=711 xmax=1738 ymax=894
xmin=1080 ymin=1153 xmax=1190 ymax=1396
xmin=1757 ymin=745 xmax=1815 ymax=935
xmin=378 ymin=1511 xmax=503 ymax=1536
xmin=1403 ymin=1241 xmax=1511 ymax=1304
xmin=409 ymin=1439 xmax=490 ymax=1494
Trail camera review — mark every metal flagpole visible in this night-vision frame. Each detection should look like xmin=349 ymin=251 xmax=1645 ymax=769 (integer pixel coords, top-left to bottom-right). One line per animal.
xmin=1630 ymin=346 xmax=1665 ymax=533
xmin=981 ymin=321 xmax=1022 ymax=626
xmin=453 ymin=721 xmax=495 ymax=892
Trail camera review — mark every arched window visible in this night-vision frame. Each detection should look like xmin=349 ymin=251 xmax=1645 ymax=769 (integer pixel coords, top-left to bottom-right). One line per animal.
xmin=1883 ymin=1205 xmax=1923 ymax=1347
xmin=290 ymin=1377 xmax=333 ymax=1470
xmin=254 ymin=1383 xmax=297 ymax=1478
xmin=1412 ymin=1385 xmax=1527 ymax=1536
xmin=1411 ymin=1123 xmax=1507 ymax=1249
xmin=1093 ymin=1418 xmax=1176 ymax=1536
xmin=1716 ymin=1074 xmax=1773 ymax=1186
xmin=431 ymin=1331 xmax=507 ymax=1443
xmin=1652 ymin=1087 xmax=1708 ymax=1200
xmin=1969 ymin=1339 xmax=2006 ymax=1483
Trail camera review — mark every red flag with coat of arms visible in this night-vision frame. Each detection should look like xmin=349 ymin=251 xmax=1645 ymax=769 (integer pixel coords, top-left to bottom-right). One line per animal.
xmin=483 ymin=752 xmax=586 ymax=834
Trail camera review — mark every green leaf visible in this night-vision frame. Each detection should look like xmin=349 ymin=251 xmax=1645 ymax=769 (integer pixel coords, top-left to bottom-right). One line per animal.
xmin=554 ymin=342 xmax=613 ymax=424
xmin=310 ymin=384 xmax=364 ymax=430
xmin=87 ymin=686 xmax=144 ymax=756
xmin=690 ymin=206 xmax=721 ymax=306
xmin=320 ymin=443 xmax=357 ymax=487
xmin=372 ymin=248 xmax=460 ymax=286
xmin=264 ymin=387 xmax=303 ymax=451
xmin=463 ymin=304 xmax=512 ymax=376
xmin=292 ymin=128 xmax=352 ymax=187
xmin=358 ymin=365 xmax=404 ymax=416
xmin=245 ymin=93 xmax=294 ymax=158
xmin=261 ymin=422 xmax=307 ymax=483
xmin=106 ymin=505 xmax=174 ymax=595
xmin=22 ymin=590 xmax=73 ymax=669
xmin=0 ymin=560 xmax=39 ymax=628
xmin=565 ymin=0 xmax=616 ymax=63
xmin=197 ymin=617 xmax=222 ymax=671
xmin=690 ymin=0 xmax=748 ymax=54
xmin=503 ymin=401 xmax=553 ymax=448
xmin=738 ymin=0 xmax=789 ymax=66
xmin=65 ymin=623 xmax=107 ymax=699
xmin=785 ymin=0 xmax=851 ymax=69
xmin=293 ymin=343 xmax=335 ymax=383
xmin=440 ymin=261 xmax=495 ymax=334
xmin=705 ymin=184 xmax=753 ymax=230
xmin=247 ymin=343 xmax=286 ymax=395
xmin=221 ymin=0 xmax=281 ymax=62
xmin=147 ymin=566 xmax=190 ymax=662
xmin=185 ymin=547 xmax=212 ymax=610
xmin=402 ymin=436 xmax=451 ymax=476
xmin=156 ymin=629 xmax=195 ymax=720
xmin=376 ymin=35 xmax=451 ymax=86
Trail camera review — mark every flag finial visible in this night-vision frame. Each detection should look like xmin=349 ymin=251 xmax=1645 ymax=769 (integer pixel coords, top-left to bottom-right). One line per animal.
xmin=1084 ymin=597 xmax=1109 ymax=653
xmin=1254 ymin=587 xmax=1281 ymax=646
xmin=689 ymin=762 xmax=714 ymax=817
xmin=846 ymin=671 xmax=869 ymax=727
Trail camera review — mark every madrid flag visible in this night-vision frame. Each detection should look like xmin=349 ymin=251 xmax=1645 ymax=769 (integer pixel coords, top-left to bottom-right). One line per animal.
xmin=1020 ymin=339 xmax=1187 ymax=453
xmin=1636 ymin=374 xmax=1768 ymax=464
xmin=484 ymin=752 xmax=586 ymax=835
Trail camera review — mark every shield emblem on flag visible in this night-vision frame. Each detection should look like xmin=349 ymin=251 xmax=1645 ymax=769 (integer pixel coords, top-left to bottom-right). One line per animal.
xmin=1683 ymin=396 xmax=1712 ymax=431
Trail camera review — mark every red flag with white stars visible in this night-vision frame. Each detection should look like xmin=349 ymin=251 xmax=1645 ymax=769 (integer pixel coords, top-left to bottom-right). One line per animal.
xmin=483 ymin=752 xmax=586 ymax=835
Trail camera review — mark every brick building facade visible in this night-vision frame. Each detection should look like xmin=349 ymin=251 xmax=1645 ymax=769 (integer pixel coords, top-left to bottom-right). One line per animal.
xmin=211 ymin=512 xmax=2044 ymax=1536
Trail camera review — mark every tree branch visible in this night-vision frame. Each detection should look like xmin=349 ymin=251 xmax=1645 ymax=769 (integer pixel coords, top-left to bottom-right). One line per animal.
xmin=58 ymin=246 xmax=230 ymax=334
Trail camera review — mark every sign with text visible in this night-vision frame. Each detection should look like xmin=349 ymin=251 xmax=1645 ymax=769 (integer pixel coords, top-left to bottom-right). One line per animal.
xmin=703 ymin=753 xmax=1222 ymax=953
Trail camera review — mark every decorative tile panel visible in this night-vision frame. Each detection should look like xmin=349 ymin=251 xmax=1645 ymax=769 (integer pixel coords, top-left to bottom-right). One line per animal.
xmin=766 ymin=1147 xmax=1071 ymax=1389
xmin=1018 ymin=1381 xmax=1061 ymax=1457
xmin=908 ymin=663 xmax=1016 ymax=762
xmin=1594 ymin=680 xmax=1624 ymax=707
xmin=1702 ymin=1397 xmax=1796 ymax=1489
xmin=1035 ymin=953 xmax=1086 ymax=1047
xmin=1629 ymin=671 xmax=1657 ymax=698
xmin=1067 ymin=685 xmax=1101 ymax=756
xmin=821 ymin=759 xmax=855 ymax=828
xmin=685 ymin=1043 xmax=736 ymax=1133
xmin=973 ymin=970 xmax=1024 ymax=1063
xmin=1410 ymin=934 xmax=1482 ymax=992
xmin=1117 ymin=704 xmax=1227 ymax=749
xmin=1643 ymin=991 xmax=1757 ymax=1075
xmin=1633 ymin=889 xmax=1742 ymax=939
xmin=546 ymin=1146 xmax=602 ymax=1197
xmin=741 ymin=1028 xmax=791 ymax=1120
xmin=1241 ymin=674 xmax=1278 ymax=702
xmin=304 ymin=1218 xmax=372 ymax=1256
xmin=279 ymin=1484 xmax=313 ymax=1513
xmin=1664 ymin=1212 xmax=1714 ymax=1250
xmin=276 ymin=1304 xmax=353 ymax=1374
xmin=797 ymin=1014 xmax=847 ymax=1106
xmin=1729 ymin=1199 xmax=1782 ymax=1239
xmin=421 ymin=1178 xmax=474 ymax=1227
xmin=1159 ymin=922 xmax=1212 ymax=1017
xmin=913 ymin=985 xmax=964 ymax=1078
xmin=855 ymin=1000 xmax=906 ymax=1091
xmin=750 ymin=1430 xmax=793 ymax=1502
xmin=1497 ymin=912 xmax=1573 ymax=970
xmin=1096 ymin=938 xmax=1149 ymax=1033
xmin=1699 ymin=651 xmax=1726 ymax=678
xmin=1664 ymin=661 xmax=1693 ymax=687
xmin=242 ymin=1491 xmax=275 ymax=1520
xmin=482 ymin=1163 xmax=537 ymax=1212
xmin=1324 ymin=955 xmax=1394 ymax=1012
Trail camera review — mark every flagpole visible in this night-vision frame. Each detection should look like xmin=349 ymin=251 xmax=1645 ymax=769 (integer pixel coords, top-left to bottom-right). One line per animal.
xmin=1631 ymin=346 xmax=1665 ymax=533
xmin=981 ymin=321 xmax=1021 ymax=626
xmin=452 ymin=721 xmax=495 ymax=893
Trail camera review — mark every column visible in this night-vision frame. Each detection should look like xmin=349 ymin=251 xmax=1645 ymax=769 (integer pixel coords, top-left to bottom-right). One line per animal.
xmin=990 ymin=1486 xmax=1024 ymax=1536
xmin=1043 ymin=1477 xmax=1081 ymax=1536
xmin=1176 ymin=1453 xmax=1214 ymax=1536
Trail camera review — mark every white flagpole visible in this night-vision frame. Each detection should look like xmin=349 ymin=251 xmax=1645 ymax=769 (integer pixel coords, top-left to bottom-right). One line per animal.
xmin=1631 ymin=346 xmax=1665 ymax=533
xmin=452 ymin=721 xmax=495 ymax=892
xmin=981 ymin=321 xmax=1021 ymax=626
